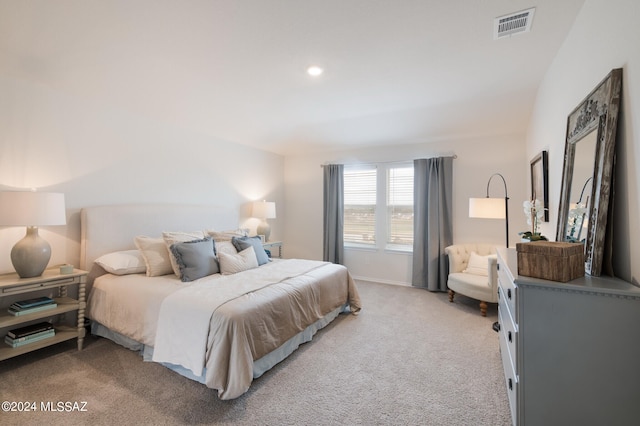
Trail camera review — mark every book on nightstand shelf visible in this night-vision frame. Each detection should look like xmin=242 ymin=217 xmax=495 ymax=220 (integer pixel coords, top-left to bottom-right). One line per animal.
xmin=11 ymin=296 xmax=55 ymax=310
xmin=6 ymin=321 xmax=54 ymax=339
xmin=8 ymin=302 xmax=58 ymax=316
xmin=5 ymin=329 xmax=56 ymax=348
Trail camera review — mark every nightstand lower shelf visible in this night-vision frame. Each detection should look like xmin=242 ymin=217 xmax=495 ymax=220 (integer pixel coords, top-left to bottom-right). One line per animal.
xmin=0 ymin=328 xmax=82 ymax=361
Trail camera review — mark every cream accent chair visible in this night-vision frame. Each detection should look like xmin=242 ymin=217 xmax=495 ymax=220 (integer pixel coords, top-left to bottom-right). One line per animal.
xmin=445 ymin=244 xmax=498 ymax=316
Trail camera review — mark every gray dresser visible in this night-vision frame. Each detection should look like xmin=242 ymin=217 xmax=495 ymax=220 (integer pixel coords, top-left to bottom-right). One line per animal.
xmin=497 ymin=247 xmax=640 ymax=425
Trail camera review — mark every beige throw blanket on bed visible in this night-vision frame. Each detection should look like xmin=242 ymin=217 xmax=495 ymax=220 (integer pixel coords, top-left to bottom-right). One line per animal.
xmin=152 ymin=259 xmax=337 ymax=379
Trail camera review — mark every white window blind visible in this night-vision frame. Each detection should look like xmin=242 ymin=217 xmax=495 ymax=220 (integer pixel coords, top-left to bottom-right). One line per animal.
xmin=387 ymin=165 xmax=414 ymax=246
xmin=344 ymin=166 xmax=377 ymax=245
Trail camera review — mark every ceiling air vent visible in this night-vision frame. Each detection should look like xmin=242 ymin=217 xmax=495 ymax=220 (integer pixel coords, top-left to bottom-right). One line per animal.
xmin=494 ymin=7 xmax=535 ymax=39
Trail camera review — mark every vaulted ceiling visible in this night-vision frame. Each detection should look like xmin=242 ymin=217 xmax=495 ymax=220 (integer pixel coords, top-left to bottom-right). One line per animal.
xmin=0 ymin=0 xmax=585 ymax=155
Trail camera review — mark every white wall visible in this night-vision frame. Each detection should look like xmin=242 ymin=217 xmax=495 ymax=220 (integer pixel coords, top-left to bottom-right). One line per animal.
xmin=0 ymin=75 xmax=285 ymax=274
xmin=284 ymin=135 xmax=529 ymax=285
xmin=527 ymin=0 xmax=640 ymax=284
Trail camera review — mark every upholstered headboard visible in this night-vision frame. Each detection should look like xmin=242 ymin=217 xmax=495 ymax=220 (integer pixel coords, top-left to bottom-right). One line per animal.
xmin=80 ymin=204 xmax=238 ymax=271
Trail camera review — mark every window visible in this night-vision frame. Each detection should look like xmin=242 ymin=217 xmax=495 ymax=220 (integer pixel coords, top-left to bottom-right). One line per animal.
xmin=343 ymin=163 xmax=414 ymax=250
xmin=387 ymin=165 xmax=414 ymax=246
xmin=343 ymin=166 xmax=377 ymax=245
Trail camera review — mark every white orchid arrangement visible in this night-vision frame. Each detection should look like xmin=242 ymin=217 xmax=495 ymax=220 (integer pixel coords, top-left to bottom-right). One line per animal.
xmin=519 ymin=199 xmax=548 ymax=241
xmin=567 ymin=202 xmax=588 ymax=242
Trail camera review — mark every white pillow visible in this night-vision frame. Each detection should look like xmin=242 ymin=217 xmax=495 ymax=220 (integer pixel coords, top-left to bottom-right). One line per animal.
xmin=95 ymin=250 xmax=146 ymax=275
xmin=134 ymin=236 xmax=174 ymax=277
xmin=206 ymin=228 xmax=248 ymax=242
xmin=163 ymin=231 xmax=205 ymax=276
xmin=218 ymin=246 xmax=259 ymax=275
xmin=215 ymin=240 xmax=238 ymax=256
xmin=464 ymin=251 xmax=489 ymax=276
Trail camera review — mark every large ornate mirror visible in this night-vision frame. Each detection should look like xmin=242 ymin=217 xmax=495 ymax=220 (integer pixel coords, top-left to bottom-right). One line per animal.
xmin=556 ymin=68 xmax=622 ymax=276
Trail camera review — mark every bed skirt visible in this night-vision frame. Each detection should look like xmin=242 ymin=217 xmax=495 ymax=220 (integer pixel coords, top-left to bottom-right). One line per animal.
xmin=91 ymin=303 xmax=348 ymax=383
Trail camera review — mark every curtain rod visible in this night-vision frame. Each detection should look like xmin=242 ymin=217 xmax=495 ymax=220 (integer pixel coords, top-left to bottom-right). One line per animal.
xmin=320 ymin=154 xmax=457 ymax=168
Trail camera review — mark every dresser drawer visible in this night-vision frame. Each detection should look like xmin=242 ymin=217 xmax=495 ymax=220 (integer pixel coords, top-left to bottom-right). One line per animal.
xmin=498 ymin=304 xmax=518 ymax=425
xmin=497 ymin=263 xmax=517 ymax=321
xmin=498 ymin=292 xmax=518 ymax=369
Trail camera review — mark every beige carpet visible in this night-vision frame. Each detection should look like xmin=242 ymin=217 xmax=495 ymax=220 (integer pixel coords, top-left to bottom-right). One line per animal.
xmin=0 ymin=281 xmax=510 ymax=425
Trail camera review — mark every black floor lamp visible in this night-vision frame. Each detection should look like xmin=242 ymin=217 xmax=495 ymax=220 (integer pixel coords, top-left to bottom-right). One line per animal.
xmin=469 ymin=173 xmax=510 ymax=334
xmin=468 ymin=173 xmax=510 ymax=248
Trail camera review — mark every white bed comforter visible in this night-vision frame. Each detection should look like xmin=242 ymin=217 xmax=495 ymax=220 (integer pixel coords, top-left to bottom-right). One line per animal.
xmin=152 ymin=259 xmax=329 ymax=377
xmin=88 ymin=259 xmax=361 ymax=400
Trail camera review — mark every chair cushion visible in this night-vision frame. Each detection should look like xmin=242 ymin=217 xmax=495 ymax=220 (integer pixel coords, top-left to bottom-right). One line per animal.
xmin=447 ymin=272 xmax=498 ymax=303
xmin=464 ymin=251 xmax=490 ymax=276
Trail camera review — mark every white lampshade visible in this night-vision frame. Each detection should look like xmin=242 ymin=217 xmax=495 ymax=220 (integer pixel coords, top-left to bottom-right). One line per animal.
xmin=469 ymin=197 xmax=506 ymax=219
xmin=0 ymin=191 xmax=67 ymax=226
xmin=252 ymin=200 xmax=276 ymax=242
xmin=0 ymin=191 xmax=66 ymax=278
xmin=252 ymin=201 xmax=276 ymax=219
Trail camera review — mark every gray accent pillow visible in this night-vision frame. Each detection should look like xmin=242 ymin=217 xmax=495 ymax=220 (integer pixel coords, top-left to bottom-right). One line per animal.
xmin=231 ymin=236 xmax=270 ymax=266
xmin=170 ymin=237 xmax=219 ymax=282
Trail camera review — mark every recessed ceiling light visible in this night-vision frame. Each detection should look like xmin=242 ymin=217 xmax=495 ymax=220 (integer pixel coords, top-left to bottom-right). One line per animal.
xmin=307 ymin=66 xmax=324 ymax=77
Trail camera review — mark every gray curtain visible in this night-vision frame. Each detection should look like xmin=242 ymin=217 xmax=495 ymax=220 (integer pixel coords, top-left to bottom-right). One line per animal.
xmin=323 ymin=164 xmax=344 ymax=264
xmin=412 ymin=157 xmax=453 ymax=291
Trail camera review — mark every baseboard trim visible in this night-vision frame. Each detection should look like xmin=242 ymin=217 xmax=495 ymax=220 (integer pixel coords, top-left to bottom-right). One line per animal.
xmin=351 ymin=275 xmax=411 ymax=287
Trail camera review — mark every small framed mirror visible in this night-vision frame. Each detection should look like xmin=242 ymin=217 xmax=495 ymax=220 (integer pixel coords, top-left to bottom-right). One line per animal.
xmin=556 ymin=68 xmax=622 ymax=276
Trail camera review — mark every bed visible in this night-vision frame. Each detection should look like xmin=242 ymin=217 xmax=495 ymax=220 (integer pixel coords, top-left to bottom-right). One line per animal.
xmin=80 ymin=204 xmax=361 ymax=400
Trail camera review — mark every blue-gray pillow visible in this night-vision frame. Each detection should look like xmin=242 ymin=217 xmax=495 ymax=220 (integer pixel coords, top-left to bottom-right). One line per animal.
xmin=231 ymin=236 xmax=270 ymax=266
xmin=170 ymin=237 xmax=219 ymax=282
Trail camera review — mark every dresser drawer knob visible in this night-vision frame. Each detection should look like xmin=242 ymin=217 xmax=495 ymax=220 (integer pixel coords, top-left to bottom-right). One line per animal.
xmin=507 ymin=288 xmax=512 ymax=299
xmin=508 ymin=331 xmax=512 ymax=343
xmin=508 ymin=378 xmax=513 ymax=391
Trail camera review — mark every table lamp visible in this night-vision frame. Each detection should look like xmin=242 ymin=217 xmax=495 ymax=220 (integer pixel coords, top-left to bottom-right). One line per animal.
xmin=0 ymin=191 xmax=66 ymax=278
xmin=252 ymin=200 xmax=276 ymax=242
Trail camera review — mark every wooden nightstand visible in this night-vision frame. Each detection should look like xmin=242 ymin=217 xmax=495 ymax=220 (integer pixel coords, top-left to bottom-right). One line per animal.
xmin=262 ymin=241 xmax=283 ymax=259
xmin=0 ymin=268 xmax=87 ymax=361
